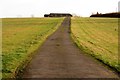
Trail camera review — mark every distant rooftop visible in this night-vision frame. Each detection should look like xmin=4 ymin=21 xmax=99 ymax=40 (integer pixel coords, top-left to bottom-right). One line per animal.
xmin=44 ymin=13 xmax=72 ymax=17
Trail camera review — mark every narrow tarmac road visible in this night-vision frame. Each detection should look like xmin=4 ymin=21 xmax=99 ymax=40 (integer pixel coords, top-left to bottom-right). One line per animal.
xmin=22 ymin=17 xmax=119 ymax=79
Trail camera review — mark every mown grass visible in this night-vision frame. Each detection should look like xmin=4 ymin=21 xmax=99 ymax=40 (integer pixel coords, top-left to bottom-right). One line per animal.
xmin=0 ymin=19 xmax=2 ymax=79
xmin=71 ymin=17 xmax=119 ymax=72
xmin=2 ymin=18 xmax=64 ymax=78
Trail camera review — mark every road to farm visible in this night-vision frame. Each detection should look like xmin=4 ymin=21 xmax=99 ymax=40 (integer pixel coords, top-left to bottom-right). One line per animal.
xmin=22 ymin=17 xmax=119 ymax=78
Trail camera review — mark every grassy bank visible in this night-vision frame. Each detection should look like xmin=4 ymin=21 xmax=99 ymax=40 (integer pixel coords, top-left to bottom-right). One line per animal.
xmin=2 ymin=18 xmax=64 ymax=78
xmin=71 ymin=17 xmax=119 ymax=72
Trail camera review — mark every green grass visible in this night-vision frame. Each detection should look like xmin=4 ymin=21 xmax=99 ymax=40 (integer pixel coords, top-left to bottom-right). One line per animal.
xmin=0 ymin=19 xmax=2 ymax=79
xmin=2 ymin=18 xmax=64 ymax=78
xmin=71 ymin=17 xmax=119 ymax=72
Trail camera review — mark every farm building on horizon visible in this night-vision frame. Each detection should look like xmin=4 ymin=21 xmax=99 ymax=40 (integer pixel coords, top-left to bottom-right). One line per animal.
xmin=90 ymin=12 xmax=120 ymax=18
xmin=44 ymin=13 xmax=72 ymax=17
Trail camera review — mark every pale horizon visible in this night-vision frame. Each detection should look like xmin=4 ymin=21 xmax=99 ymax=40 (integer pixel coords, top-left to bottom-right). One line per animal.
xmin=0 ymin=0 xmax=120 ymax=18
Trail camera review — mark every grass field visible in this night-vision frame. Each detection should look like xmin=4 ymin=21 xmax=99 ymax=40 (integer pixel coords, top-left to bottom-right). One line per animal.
xmin=0 ymin=19 xmax=2 ymax=79
xmin=71 ymin=17 xmax=119 ymax=72
xmin=2 ymin=18 xmax=64 ymax=78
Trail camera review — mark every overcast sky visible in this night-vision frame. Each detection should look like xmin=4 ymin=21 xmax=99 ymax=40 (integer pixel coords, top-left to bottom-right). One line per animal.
xmin=0 ymin=0 xmax=119 ymax=18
